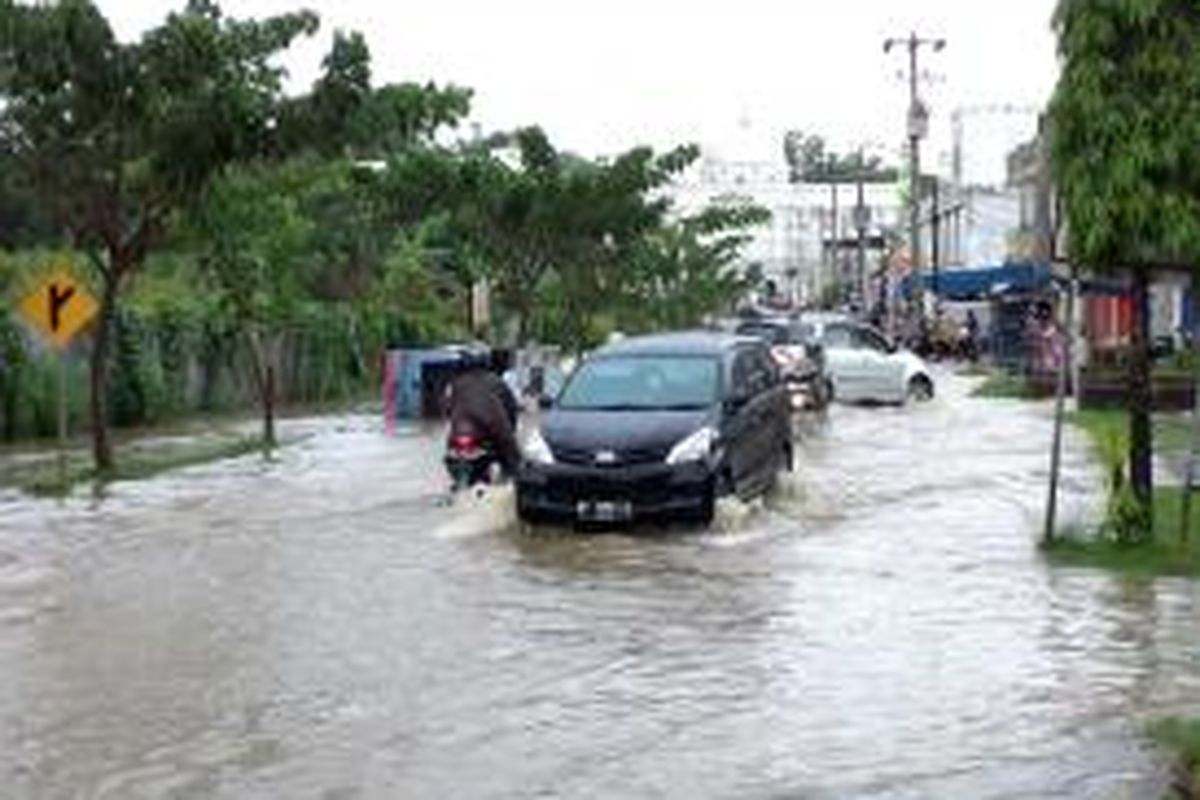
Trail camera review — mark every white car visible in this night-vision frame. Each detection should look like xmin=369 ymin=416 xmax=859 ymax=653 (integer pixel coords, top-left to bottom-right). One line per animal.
xmin=799 ymin=316 xmax=934 ymax=404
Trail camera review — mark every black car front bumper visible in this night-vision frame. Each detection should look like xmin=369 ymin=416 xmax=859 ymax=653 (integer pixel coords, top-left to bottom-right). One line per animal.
xmin=516 ymin=459 xmax=715 ymax=523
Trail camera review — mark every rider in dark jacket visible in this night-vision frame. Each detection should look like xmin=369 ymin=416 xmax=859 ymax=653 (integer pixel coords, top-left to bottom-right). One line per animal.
xmin=444 ymin=351 xmax=521 ymax=477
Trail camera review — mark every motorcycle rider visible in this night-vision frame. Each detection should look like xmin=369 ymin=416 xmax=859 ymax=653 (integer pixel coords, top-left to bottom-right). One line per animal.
xmin=443 ymin=349 xmax=521 ymax=479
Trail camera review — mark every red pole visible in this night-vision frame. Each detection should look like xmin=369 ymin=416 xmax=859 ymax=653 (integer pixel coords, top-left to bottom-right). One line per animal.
xmin=383 ymin=351 xmax=397 ymax=437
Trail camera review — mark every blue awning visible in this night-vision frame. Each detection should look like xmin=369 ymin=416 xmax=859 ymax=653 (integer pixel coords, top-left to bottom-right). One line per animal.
xmin=900 ymin=263 xmax=1054 ymax=300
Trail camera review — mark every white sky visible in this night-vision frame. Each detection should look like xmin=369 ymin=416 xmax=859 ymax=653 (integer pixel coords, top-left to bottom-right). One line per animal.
xmin=100 ymin=0 xmax=1060 ymax=185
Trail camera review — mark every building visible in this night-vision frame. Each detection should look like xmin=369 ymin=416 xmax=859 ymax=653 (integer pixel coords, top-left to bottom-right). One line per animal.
xmin=1005 ymin=117 xmax=1055 ymax=264
xmin=1006 ymin=118 xmax=1190 ymax=355
xmin=666 ymin=150 xmax=905 ymax=306
xmin=910 ymin=175 xmax=1026 ymax=275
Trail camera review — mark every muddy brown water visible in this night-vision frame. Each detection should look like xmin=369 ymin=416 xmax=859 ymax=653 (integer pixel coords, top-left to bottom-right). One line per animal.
xmin=1 ymin=373 xmax=1197 ymax=799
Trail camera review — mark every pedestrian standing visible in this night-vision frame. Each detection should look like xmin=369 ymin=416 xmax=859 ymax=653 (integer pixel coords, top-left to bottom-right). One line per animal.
xmin=965 ymin=309 xmax=980 ymax=362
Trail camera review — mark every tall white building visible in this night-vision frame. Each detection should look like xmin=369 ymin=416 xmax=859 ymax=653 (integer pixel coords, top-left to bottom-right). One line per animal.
xmin=666 ymin=150 xmax=905 ymax=305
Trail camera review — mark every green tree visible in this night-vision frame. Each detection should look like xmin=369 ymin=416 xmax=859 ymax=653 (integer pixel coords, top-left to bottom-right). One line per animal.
xmin=279 ymin=29 xmax=472 ymax=159
xmin=457 ymin=128 xmax=711 ymax=349
xmin=0 ymin=0 xmax=318 ymax=472
xmin=618 ymin=203 xmax=770 ymax=331
xmin=308 ymin=30 xmax=372 ymax=153
xmin=360 ymin=225 xmax=465 ymax=349
xmin=1049 ymin=0 xmax=1200 ymax=533
xmin=193 ymin=163 xmax=316 ymax=451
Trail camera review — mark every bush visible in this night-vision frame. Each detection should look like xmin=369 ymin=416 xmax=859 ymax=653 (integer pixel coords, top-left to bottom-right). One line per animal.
xmin=0 ymin=246 xmax=448 ymax=444
xmin=1092 ymin=418 xmax=1155 ymax=544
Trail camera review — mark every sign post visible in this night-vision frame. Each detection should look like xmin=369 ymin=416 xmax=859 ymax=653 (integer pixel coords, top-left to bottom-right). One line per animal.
xmin=17 ymin=266 xmax=99 ymax=489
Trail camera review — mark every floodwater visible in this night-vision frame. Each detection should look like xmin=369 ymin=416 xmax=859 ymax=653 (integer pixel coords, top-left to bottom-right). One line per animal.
xmin=1 ymin=373 xmax=1197 ymax=799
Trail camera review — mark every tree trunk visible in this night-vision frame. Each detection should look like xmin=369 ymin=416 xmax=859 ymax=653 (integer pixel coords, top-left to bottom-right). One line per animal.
xmin=247 ymin=330 xmax=276 ymax=456
xmin=1128 ymin=268 xmax=1154 ymax=530
xmin=1 ymin=368 xmax=15 ymax=443
xmin=89 ymin=265 xmax=121 ymax=475
xmin=263 ymin=362 xmax=276 ymax=454
xmin=516 ymin=305 xmax=529 ymax=347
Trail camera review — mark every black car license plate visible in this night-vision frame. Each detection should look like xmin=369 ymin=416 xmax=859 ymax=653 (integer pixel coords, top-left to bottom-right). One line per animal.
xmin=576 ymin=500 xmax=633 ymax=522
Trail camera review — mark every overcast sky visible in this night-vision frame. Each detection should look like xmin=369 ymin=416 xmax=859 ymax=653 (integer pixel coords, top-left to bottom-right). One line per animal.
xmin=100 ymin=0 xmax=1060 ymax=185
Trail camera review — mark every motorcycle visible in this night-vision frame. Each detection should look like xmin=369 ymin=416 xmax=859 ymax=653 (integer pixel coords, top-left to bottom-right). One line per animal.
xmin=774 ymin=342 xmax=832 ymax=411
xmin=443 ymin=423 xmax=503 ymax=494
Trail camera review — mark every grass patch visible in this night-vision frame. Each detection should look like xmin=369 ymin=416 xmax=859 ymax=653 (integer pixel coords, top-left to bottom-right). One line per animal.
xmin=957 ymin=363 xmax=993 ymax=378
xmin=1149 ymin=717 xmax=1200 ymax=799
xmin=1067 ymin=408 xmax=1191 ymax=459
xmin=1042 ymin=415 xmax=1200 ymax=578
xmin=1044 ymin=488 xmax=1200 ymax=577
xmin=14 ymin=435 xmax=269 ymax=497
xmin=971 ymin=370 xmax=1038 ymax=399
xmin=1043 ymin=533 xmax=1200 ymax=578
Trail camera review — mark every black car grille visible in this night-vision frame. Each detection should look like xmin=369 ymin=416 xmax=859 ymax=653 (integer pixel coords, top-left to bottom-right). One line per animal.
xmin=542 ymin=470 xmax=678 ymax=506
xmin=551 ymin=444 xmax=670 ymax=467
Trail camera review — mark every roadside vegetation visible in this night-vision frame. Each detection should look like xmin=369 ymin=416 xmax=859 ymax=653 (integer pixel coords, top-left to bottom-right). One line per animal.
xmin=0 ymin=0 xmax=768 ymax=484
xmin=1050 ymin=404 xmax=1200 ymax=797
xmin=971 ymin=369 xmax=1039 ymax=400
xmin=1 ymin=428 xmax=271 ymax=498
xmin=1050 ymin=0 xmax=1200 ymax=539
xmin=1044 ymin=409 xmax=1200 ymax=577
xmin=1149 ymin=718 xmax=1200 ymax=800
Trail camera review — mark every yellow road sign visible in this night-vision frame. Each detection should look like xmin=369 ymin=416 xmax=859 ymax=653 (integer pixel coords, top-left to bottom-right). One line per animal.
xmin=18 ymin=267 xmax=99 ymax=349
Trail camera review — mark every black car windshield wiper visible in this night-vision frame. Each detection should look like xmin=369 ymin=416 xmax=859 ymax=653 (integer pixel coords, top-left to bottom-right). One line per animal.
xmin=584 ymin=403 xmax=649 ymax=411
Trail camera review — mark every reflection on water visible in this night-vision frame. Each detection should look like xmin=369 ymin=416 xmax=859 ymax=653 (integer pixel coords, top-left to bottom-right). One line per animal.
xmin=0 ymin=373 xmax=1195 ymax=798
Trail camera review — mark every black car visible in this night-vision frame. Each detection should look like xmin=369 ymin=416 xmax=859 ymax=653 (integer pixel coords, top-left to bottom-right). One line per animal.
xmin=516 ymin=332 xmax=793 ymax=526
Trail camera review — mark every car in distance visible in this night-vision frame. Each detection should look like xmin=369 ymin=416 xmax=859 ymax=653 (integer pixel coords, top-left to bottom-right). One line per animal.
xmin=799 ymin=315 xmax=935 ymax=404
xmin=516 ymin=332 xmax=793 ymax=526
xmin=734 ymin=318 xmax=833 ymax=410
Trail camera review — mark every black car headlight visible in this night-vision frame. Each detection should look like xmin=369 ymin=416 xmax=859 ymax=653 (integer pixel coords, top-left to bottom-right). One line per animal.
xmin=665 ymin=426 xmax=717 ymax=466
xmin=522 ymin=428 xmax=556 ymax=465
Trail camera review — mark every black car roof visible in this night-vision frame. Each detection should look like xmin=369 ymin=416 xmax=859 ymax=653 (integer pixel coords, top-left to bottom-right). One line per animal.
xmin=594 ymin=331 xmax=756 ymax=359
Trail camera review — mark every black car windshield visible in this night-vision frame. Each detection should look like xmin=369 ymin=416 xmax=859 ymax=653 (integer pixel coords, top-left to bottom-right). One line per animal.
xmin=558 ymin=356 xmax=720 ymax=411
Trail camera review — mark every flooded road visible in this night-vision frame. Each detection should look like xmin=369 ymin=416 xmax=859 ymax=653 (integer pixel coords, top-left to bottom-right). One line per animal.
xmin=2 ymin=373 xmax=1198 ymax=798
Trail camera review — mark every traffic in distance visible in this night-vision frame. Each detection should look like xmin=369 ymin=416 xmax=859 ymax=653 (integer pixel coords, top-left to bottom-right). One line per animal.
xmin=441 ymin=308 xmax=935 ymax=527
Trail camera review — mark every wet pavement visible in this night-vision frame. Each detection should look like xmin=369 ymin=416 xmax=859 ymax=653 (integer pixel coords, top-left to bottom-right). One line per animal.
xmin=1 ymin=372 xmax=1198 ymax=799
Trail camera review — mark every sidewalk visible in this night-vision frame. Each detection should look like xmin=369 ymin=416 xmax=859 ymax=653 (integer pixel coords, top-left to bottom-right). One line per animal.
xmin=0 ymin=408 xmax=373 ymax=494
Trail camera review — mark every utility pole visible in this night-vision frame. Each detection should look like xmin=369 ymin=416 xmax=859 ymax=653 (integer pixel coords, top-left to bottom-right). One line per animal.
xmin=952 ymin=205 xmax=962 ymax=266
xmin=885 ymin=32 xmax=946 ymax=322
xmin=855 ymin=148 xmax=868 ymax=310
xmin=931 ymin=177 xmax=940 ymax=314
xmin=829 ymin=178 xmax=839 ymax=307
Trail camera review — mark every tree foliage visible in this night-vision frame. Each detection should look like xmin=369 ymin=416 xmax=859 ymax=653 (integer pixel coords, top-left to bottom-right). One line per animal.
xmin=1050 ymin=0 xmax=1200 ymax=526
xmin=192 ymin=162 xmax=317 ymax=449
xmin=0 ymin=0 xmax=319 ymax=470
xmin=279 ymin=29 xmax=472 ymax=158
xmin=615 ymin=203 xmax=770 ymax=333
xmin=0 ymin=0 xmax=770 ymax=457
xmin=1050 ymin=0 xmax=1200 ymax=268
xmin=444 ymin=128 xmax=761 ymax=350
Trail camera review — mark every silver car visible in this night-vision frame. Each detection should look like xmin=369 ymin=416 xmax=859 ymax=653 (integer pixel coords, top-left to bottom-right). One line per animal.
xmin=798 ymin=314 xmax=935 ymax=405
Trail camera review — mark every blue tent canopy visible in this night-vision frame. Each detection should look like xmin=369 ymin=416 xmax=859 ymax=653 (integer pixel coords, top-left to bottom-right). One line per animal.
xmin=900 ymin=263 xmax=1054 ymax=300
